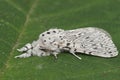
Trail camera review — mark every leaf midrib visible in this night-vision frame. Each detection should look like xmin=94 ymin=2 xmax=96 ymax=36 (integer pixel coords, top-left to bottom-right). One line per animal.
xmin=0 ymin=0 xmax=39 ymax=79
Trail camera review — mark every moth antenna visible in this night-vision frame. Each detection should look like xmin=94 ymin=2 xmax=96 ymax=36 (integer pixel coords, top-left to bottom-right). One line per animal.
xmin=71 ymin=53 xmax=82 ymax=60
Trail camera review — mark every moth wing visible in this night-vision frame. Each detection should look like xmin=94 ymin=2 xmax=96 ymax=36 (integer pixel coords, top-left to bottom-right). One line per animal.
xmin=94 ymin=27 xmax=112 ymax=39
xmin=74 ymin=28 xmax=118 ymax=58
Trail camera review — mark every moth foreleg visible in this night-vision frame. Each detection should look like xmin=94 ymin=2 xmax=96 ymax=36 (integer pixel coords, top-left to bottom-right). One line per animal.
xmin=15 ymin=53 xmax=31 ymax=58
xmin=15 ymin=49 xmax=32 ymax=58
xmin=17 ymin=43 xmax=32 ymax=52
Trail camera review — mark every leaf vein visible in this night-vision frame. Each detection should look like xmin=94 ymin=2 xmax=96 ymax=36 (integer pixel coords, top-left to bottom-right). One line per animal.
xmin=31 ymin=0 xmax=103 ymax=21
xmin=0 ymin=39 xmax=12 ymax=47
xmin=5 ymin=0 xmax=26 ymax=14
xmin=0 ymin=0 xmax=39 ymax=79
xmin=0 ymin=19 xmax=20 ymax=33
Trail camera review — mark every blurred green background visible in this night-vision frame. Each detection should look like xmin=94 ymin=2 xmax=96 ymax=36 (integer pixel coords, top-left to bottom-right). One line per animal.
xmin=0 ymin=0 xmax=120 ymax=80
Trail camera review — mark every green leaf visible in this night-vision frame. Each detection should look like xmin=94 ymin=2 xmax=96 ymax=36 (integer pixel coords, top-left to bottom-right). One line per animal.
xmin=0 ymin=0 xmax=120 ymax=80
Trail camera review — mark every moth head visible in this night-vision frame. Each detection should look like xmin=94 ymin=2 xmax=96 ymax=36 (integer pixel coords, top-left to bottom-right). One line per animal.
xmin=36 ymin=48 xmax=50 ymax=57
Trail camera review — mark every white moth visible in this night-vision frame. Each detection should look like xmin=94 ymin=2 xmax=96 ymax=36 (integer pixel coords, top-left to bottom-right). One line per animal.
xmin=15 ymin=27 xmax=118 ymax=60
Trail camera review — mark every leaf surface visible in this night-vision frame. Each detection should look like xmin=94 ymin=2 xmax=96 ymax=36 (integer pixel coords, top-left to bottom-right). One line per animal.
xmin=0 ymin=0 xmax=120 ymax=80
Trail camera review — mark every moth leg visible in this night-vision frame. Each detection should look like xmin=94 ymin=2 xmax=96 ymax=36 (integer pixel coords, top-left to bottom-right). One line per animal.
xmin=15 ymin=49 xmax=32 ymax=58
xmin=41 ymin=52 xmax=50 ymax=57
xmin=17 ymin=43 xmax=32 ymax=52
xmin=52 ymin=52 xmax=59 ymax=59
xmin=15 ymin=53 xmax=32 ymax=58
xmin=63 ymin=47 xmax=82 ymax=60
xmin=71 ymin=52 xmax=82 ymax=60
xmin=70 ymin=49 xmax=82 ymax=60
